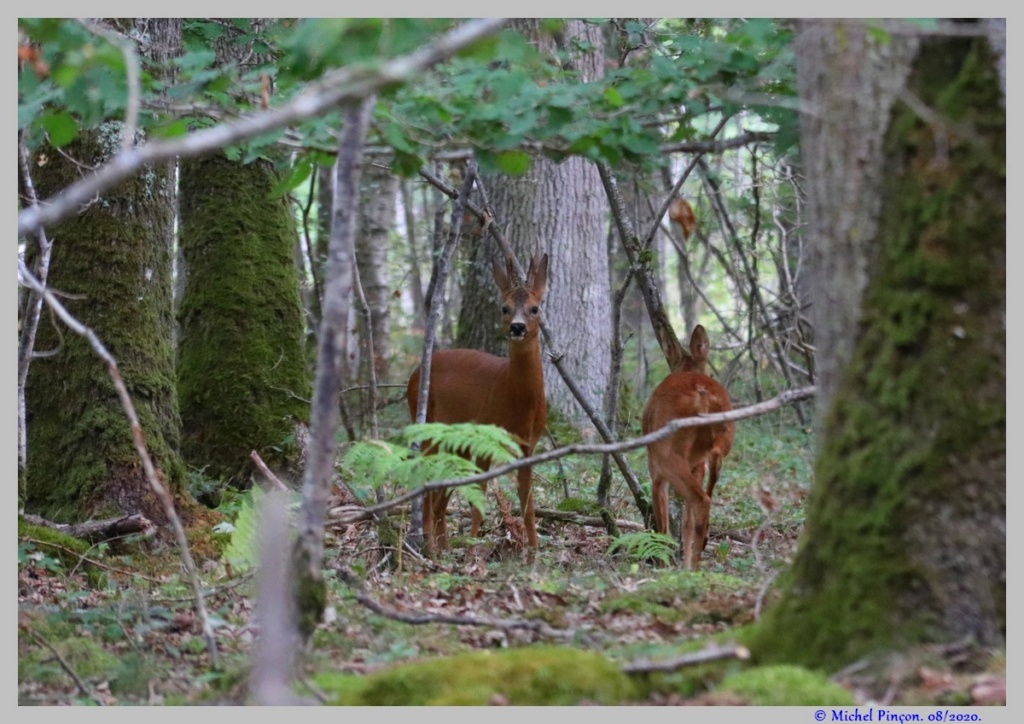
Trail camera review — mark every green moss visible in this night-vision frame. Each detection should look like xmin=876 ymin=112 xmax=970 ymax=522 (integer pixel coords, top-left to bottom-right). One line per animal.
xmin=719 ymin=665 xmax=855 ymax=705
xmin=600 ymin=571 xmax=749 ymax=622
xmin=555 ymin=496 xmax=601 ymax=515
xmin=177 ymin=153 xmax=310 ymax=485
xmin=18 ymin=517 xmax=104 ymax=585
xmin=19 ymin=635 xmax=120 ymax=686
xmin=318 ymin=646 xmax=638 ymax=705
xmin=25 ymin=129 xmax=186 ymax=521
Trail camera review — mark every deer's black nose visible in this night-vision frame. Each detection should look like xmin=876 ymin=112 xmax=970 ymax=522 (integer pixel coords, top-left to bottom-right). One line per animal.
xmin=510 ymin=322 xmax=527 ymax=338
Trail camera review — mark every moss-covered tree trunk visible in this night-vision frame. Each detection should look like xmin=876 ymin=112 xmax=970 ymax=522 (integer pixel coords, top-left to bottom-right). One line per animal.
xmin=177 ymin=153 xmax=310 ymax=485
xmin=25 ymin=123 xmax=186 ymax=523
xmin=176 ymin=19 xmax=309 ymax=486
xmin=753 ymin=22 xmax=1005 ymax=670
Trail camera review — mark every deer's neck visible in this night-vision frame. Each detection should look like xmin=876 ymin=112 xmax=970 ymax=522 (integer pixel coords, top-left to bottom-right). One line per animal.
xmin=505 ymin=337 xmax=545 ymax=397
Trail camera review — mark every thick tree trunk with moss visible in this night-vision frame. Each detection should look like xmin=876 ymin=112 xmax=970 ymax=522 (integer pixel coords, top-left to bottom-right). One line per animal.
xmin=177 ymin=154 xmax=310 ymax=485
xmin=753 ymin=22 xmax=1005 ymax=670
xmin=25 ymin=125 xmax=186 ymax=523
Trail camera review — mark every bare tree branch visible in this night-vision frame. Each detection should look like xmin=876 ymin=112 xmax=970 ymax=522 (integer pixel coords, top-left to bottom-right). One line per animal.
xmin=622 ymin=642 xmax=750 ymax=675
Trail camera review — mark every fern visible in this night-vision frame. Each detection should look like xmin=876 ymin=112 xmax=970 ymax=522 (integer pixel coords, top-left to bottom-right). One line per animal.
xmin=403 ymin=422 xmax=519 ymax=465
xmin=607 ymin=531 xmax=678 ymax=566
xmin=339 ymin=423 xmax=525 ymax=518
xmin=222 ymin=486 xmax=301 ymax=572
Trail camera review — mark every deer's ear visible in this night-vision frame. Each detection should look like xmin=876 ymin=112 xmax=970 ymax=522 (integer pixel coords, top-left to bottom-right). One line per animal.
xmin=528 ymin=253 xmax=548 ymax=297
xmin=690 ymin=325 xmax=709 ymax=363
xmin=492 ymin=254 xmax=512 ymax=294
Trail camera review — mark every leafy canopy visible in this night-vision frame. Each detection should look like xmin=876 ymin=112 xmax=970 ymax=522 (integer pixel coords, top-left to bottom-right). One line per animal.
xmin=19 ymin=18 xmax=797 ymax=184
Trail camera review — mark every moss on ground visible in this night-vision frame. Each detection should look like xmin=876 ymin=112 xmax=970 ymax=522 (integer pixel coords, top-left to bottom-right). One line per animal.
xmin=317 ymin=646 xmax=638 ymax=705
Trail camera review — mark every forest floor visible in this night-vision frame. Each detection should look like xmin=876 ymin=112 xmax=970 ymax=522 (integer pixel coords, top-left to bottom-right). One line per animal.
xmin=16 ymin=410 xmax=1005 ymax=706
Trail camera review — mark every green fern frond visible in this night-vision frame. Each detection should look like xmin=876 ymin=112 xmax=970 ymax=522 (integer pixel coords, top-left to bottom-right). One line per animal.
xmin=223 ymin=486 xmax=302 ymax=571
xmin=394 ymin=452 xmax=482 ymax=489
xmin=341 ymin=440 xmax=412 ymax=488
xmin=404 ymin=422 xmax=520 ymax=465
xmin=607 ymin=531 xmax=677 ymax=565
xmin=458 ymin=483 xmax=488 ymax=514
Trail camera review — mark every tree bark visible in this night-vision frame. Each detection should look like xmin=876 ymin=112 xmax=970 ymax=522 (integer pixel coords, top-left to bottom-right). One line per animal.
xmin=177 ymin=20 xmax=310 ymax=486
xmin=355 ymin=161 xmax=396 ymax=382
xmin=753 ymin=20 xmax=1005 ymax=670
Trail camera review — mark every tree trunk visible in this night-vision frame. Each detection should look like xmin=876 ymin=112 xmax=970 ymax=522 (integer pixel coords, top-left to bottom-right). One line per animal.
xmin=753 ymin=20 xmax=1005 ymax=671
xmin=177 ymin=153 xmax=311 ymax=485
xmin=25 ymin=19 xmax=187 ymax=524
xmin=26 ymin=69 xmax=192 ymax=526
xmin=355 ymin=162 xmax=396 ymax=382
xmin=176 ymin=20 xmax=310 ymax=486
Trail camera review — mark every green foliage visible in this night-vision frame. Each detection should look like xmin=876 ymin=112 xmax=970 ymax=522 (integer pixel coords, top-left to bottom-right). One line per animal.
xmin=20 ymin=18 xmax=799 ymax=190
xmin=607 ymin=531 xmax=677 ymax=566
xmin=221 ymin=486 xmax=301 ymax=572
xmin=344 ymin=423 xmax=519 ymax=487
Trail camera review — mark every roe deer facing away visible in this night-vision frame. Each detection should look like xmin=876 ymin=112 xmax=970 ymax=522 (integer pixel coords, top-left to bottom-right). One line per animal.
xmin=406 ymin=252 xmax=549 ymax=555
xmin=641 ymin=325 xmax=735 ymax=570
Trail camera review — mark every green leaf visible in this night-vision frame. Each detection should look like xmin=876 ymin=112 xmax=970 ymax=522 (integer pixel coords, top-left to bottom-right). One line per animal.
xmin=149 ymin=118 xmax=189 ymax=139
xmin=39 ymin=110 xmax=78 ymax=147
xmin=495 ymin=149 xmax=530 ymax=175
xmin=603 ymin=86 xmax=624 ymax=108
xmin=269 ymin=155 xmax=314 ymax=198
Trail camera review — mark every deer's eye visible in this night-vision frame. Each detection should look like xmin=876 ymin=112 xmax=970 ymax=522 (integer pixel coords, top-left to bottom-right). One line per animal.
xmin=530 ymin=306 xmax=540 ymax=315
xmin=501 ymin=306 xmax=510 ymax=315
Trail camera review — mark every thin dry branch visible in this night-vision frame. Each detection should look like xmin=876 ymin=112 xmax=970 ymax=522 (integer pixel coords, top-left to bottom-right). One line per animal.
xmin=249 ymin=450 xmax=291 ymax=494
xmin=355 ymin=592 xmax=574 ymax=639
xmin=622 ymin=642 xmax=750 ymax=675
xmin=534 ymin=508 xmax=645 ymax=531
xmin=28 ymin=631 xmax=106 ymax=705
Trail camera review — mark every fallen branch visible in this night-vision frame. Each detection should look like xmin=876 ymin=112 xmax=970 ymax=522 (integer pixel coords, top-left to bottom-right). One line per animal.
xmin=28 ymin=631 xmax=105 ymax=705
xmin=19 ymin=536 xmax=165 ymax=583
xmin=534 ymin=508 xmax=644 ymax=531
xmin=622 ymin=642 xmax=751 ymax=675
xmin=355 ymin=592 xmax=574 ymax=640
xmin=20 ymin=512 xmax=155 ymax=544
xmin=249 ymin=450 xmax=291 ymax=493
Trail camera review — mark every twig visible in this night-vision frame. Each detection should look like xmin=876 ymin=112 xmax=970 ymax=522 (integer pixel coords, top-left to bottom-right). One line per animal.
xmin=17 ymin=260 xmax=219 ymax=668
xmin=19 ymin=536 xmax=163 ymax=584
xmin=622 ymin=642 xmax=750 ymax=675
xmin=754 ymin=568 xmax=781 ymax=621
xmin=249 ymin=450 xmax=292 ymax=494
xmin=29 ymin=631 xmax=105 ymax=705
xmin=355 ymin=593 xmax=574 ymax=639
xmin=534 ymin=508 xmax=644 ymax=531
